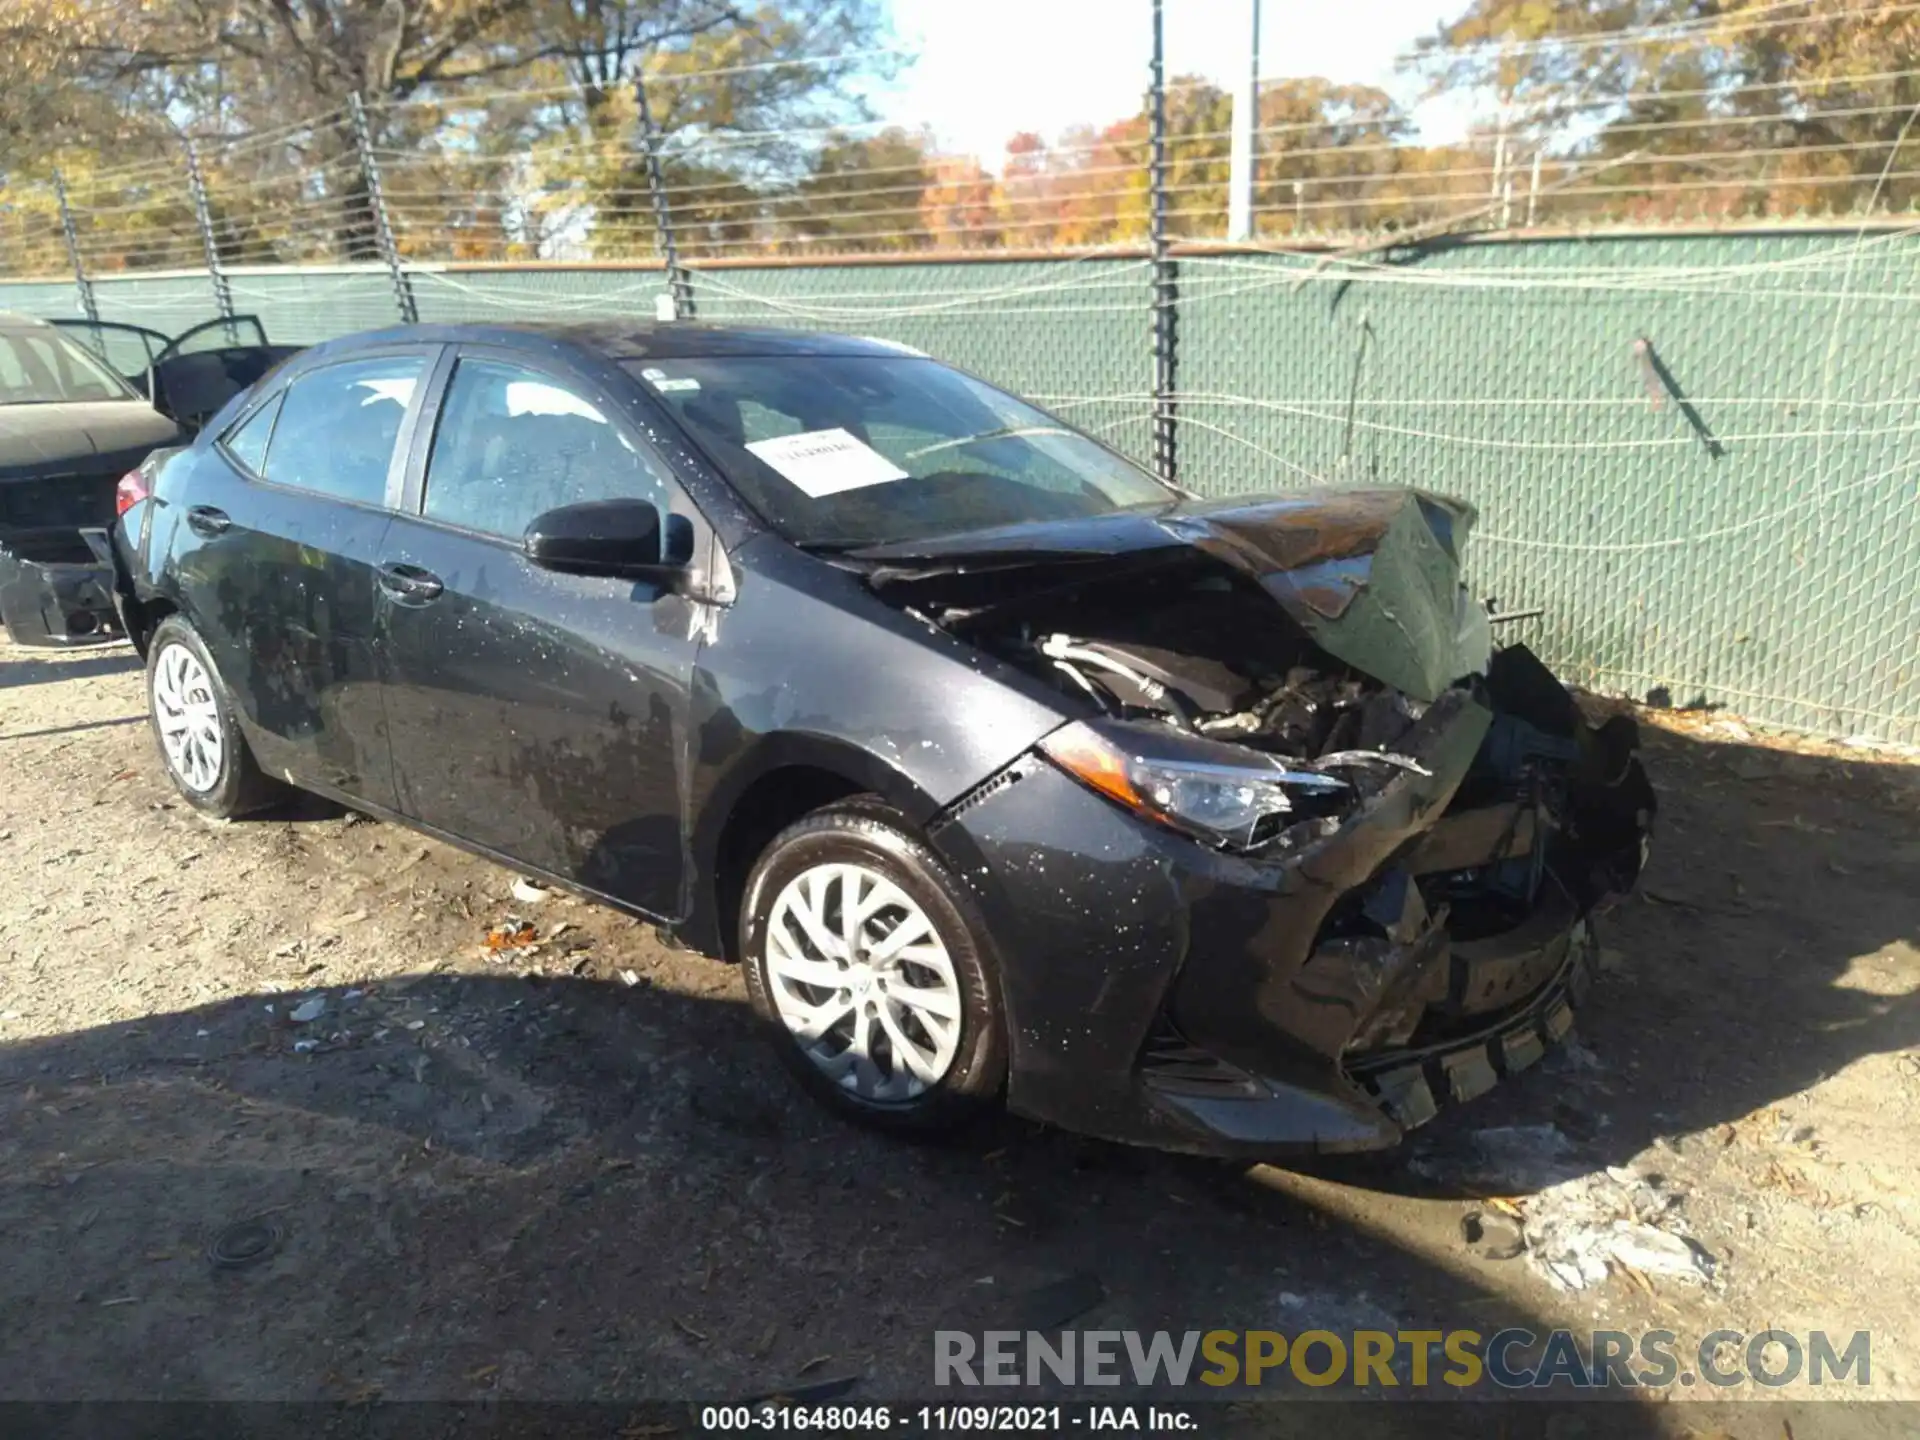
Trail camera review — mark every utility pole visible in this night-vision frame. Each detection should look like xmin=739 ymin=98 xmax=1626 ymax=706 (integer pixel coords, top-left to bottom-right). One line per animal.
xmin=1227 ymin=0 xmax=1262 ymax=242
xmin=1149 ymin=0 xmax=1177 ymax=483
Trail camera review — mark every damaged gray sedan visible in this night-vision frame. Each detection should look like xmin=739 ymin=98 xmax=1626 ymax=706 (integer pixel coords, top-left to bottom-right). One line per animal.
xmin=108 ymin=323 xmax=1653 ymax=1156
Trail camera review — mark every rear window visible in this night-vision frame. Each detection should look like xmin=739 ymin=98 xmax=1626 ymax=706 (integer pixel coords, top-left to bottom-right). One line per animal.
xmin=626 ymin=355 xmax=1170 ymax=547
xmin=221 ymin=392 xmax=282 ymax=475
xmin=247 ymin=355 xmax=422 ymax=506
xmin=0 ymin=330 xmax=133 ymax=405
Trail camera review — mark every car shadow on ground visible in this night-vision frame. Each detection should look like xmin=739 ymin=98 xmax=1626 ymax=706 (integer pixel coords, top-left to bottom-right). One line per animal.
xmin=0 ymin=722 xmax=1911 ymax=1434
xmin=0 ymin=972 xmax=1655 ymax=1433
xmin=0 ymin=642 xmax=141 ymax=690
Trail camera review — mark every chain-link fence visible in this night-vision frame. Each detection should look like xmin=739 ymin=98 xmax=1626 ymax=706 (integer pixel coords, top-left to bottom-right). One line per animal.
xmin=0 ymin=11 xmax=1915 ymax=744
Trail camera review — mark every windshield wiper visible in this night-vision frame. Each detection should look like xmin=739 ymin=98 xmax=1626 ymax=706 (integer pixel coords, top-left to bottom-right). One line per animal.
xmin=903 ymin=425 xmax=1073 ymax=460
xmin=792 ymin=537 xmax=883 ymax=554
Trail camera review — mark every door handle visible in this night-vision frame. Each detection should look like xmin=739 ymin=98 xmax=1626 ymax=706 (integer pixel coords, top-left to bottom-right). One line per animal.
xmin=378 ymin=563 xmax=444 ymax=601
xmin=185 ymin=505 xmax=231 ymax=537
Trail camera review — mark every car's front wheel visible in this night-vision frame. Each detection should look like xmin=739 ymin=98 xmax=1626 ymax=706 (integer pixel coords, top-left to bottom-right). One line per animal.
xmin=740 ymin=800 xmax=1007 ymax=1132
xmin=145 ymin=615 xmax=280 ymax=818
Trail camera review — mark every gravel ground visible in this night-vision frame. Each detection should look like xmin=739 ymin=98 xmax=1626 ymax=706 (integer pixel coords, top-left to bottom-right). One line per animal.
xmin=2 ymin=635 xmax=1917 ymax=1434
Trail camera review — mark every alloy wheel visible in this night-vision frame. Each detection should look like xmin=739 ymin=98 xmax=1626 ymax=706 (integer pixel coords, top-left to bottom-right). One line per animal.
xmin=763 ymin=861 xmax=963 ymax=1102
xmin=152 ymin=642 xmax=225 ymax=793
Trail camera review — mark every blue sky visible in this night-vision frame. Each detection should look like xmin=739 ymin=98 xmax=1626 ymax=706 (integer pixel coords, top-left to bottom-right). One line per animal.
xmin=875 ymin=0 xmax=1466 ymax=162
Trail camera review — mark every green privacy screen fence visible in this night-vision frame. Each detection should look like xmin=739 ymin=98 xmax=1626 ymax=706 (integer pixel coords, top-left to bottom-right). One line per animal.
xmin=6 ymin=231 xmax=1915 ymax=745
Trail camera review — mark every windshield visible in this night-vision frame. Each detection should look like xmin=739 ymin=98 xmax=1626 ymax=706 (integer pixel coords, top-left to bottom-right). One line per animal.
xmin=0 ymin=329 xmax=135 ymax=405
xmin=626 ymin=354 xmax=1172 ymax=546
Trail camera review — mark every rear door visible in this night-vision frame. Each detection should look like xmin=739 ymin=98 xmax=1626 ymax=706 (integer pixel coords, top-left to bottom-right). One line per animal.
xmin=375 ymin=347 xmax=702 ymax=917
xmin=177 ymin=347 xmax=437 ymax=806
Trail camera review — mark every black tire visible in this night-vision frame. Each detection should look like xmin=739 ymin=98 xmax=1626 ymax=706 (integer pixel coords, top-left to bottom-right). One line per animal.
xmin=740 ymin=798 xmax=1008 ymax=1133
xmin=144 ymin=614 xmax=281 ymax=818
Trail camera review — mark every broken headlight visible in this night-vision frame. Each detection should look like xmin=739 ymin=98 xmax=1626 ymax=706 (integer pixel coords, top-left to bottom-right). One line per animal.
xmin=1038 ymin=719 xmax=1349 ymax=850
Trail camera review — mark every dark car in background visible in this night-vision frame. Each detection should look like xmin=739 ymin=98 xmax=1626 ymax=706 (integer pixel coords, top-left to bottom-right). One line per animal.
xmin=105 ymin=321 xmax=1654 ymax=1156
xmin=0 ymin=313 xmax=295 ymax=645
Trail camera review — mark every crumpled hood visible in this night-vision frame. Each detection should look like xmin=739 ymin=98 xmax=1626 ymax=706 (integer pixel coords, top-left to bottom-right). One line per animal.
xmin=850 ymin=487 xmax=1490 ymax=702
xmin=0 ymin=401 xmax=181 ymax=481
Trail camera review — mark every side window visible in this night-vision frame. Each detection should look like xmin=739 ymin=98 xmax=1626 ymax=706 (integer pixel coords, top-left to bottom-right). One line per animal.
xmin=422 ymin=357 xmax=672 ymax=540
xmin=221 ymin=391 xmax=283 ymax=476
xmin=257 ymin=354 xmax=423 ymax=506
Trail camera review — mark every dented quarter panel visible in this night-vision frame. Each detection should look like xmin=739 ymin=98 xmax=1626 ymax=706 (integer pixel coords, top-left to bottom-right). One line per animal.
xmin=681 ymin=535 xmax=1077 ymax=925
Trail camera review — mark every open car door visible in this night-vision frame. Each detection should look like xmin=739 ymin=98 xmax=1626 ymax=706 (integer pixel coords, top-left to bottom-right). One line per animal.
xmin=148 ymin=315 xmax=304 ymax=433
xmin=48 ymin=318 xmax=174 ymax=398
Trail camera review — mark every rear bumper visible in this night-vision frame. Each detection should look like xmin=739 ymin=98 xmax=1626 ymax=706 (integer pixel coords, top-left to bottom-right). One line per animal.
xmin=933 ymin=678 xmax=1652 ymax=1159
xmin=0 ymin=528 xmax=122 ymax=648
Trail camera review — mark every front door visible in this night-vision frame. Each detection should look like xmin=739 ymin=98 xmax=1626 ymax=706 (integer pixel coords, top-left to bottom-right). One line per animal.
xmin=180 ymin=348 xmax=433 ymax=806
xmin=48 ymin=319 xmax=171 ymax=395
xmin=376 ymin=351 xmax=702 ymax=918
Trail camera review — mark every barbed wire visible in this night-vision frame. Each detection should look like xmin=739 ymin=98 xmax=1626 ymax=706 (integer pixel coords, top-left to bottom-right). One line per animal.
xmin=10 ymin=19 xmax=1920 ymax=277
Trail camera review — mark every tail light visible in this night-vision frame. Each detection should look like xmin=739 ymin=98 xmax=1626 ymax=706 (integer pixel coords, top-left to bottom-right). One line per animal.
xmin=114 ymin=469 xmax=151 ymax=517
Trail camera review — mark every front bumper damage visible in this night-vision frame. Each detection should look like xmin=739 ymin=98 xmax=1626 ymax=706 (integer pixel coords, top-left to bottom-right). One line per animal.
xmin=932 ymin=646 xmax=1654 ymax=1158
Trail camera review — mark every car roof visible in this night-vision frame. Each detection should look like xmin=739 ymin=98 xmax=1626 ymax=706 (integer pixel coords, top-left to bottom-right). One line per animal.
xmin=295 ymin=320 xmax=923 ymax=365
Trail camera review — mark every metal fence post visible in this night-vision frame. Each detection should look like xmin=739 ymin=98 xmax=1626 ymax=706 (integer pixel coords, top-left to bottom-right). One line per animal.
xmin=51 ymin=169 xmax=98 ymax=322
xmin=1149 ymin=0 xmax=1179 ymax=483
xmin=634 ymin=71 xmax=695 ymax=319
xmin=182 ymin=139 xmax=235 ymax=320
xmin=348 ymin=92 xmax=419 ymax=323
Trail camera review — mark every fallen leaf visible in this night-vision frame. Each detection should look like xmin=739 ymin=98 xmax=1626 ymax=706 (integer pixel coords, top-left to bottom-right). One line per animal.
xmin=673 ymin=1316 xmax=709 ymax=1342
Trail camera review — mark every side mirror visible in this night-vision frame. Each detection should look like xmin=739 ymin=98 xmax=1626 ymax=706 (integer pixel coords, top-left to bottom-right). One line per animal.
xmin=524 ymin=498 xmax=677 ymax=582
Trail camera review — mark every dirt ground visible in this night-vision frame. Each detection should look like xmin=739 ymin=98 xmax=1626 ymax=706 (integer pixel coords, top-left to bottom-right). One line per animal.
xmin=2 ymin=634 xmax=1917 ymax=1433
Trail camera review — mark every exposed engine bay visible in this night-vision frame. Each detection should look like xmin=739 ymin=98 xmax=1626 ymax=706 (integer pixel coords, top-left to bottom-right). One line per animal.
xmin=922 ymin=554 xmax=1651 ymax=910
xmin=956 ymin=573 xmax=1435 ymax=845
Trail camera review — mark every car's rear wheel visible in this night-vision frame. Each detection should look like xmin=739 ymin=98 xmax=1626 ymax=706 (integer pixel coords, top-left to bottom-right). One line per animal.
xmin=146 ymin=615 xmax=279 ymax=818
xmin=740 ymin=799 xmax=1007 ymax=1131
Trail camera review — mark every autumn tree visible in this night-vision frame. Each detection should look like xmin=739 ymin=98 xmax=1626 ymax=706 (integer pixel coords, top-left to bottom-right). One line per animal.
xmin=776 ymin=127 xmax=933 ymax=251
xmin=1411 ymin=0 xmax=1920 ymax=220
xmin=920 ymin=158 xmax=1003 ymax=249
xmin=0 ymin=0 xmax=894 ymax=269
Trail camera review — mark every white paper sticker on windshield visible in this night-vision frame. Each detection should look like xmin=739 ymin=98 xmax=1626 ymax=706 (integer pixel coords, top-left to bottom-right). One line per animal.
xmin=746 ymin=428 xmax=909 ymax=498
xmin=640 ymin=366 xmax=700 ymax=393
